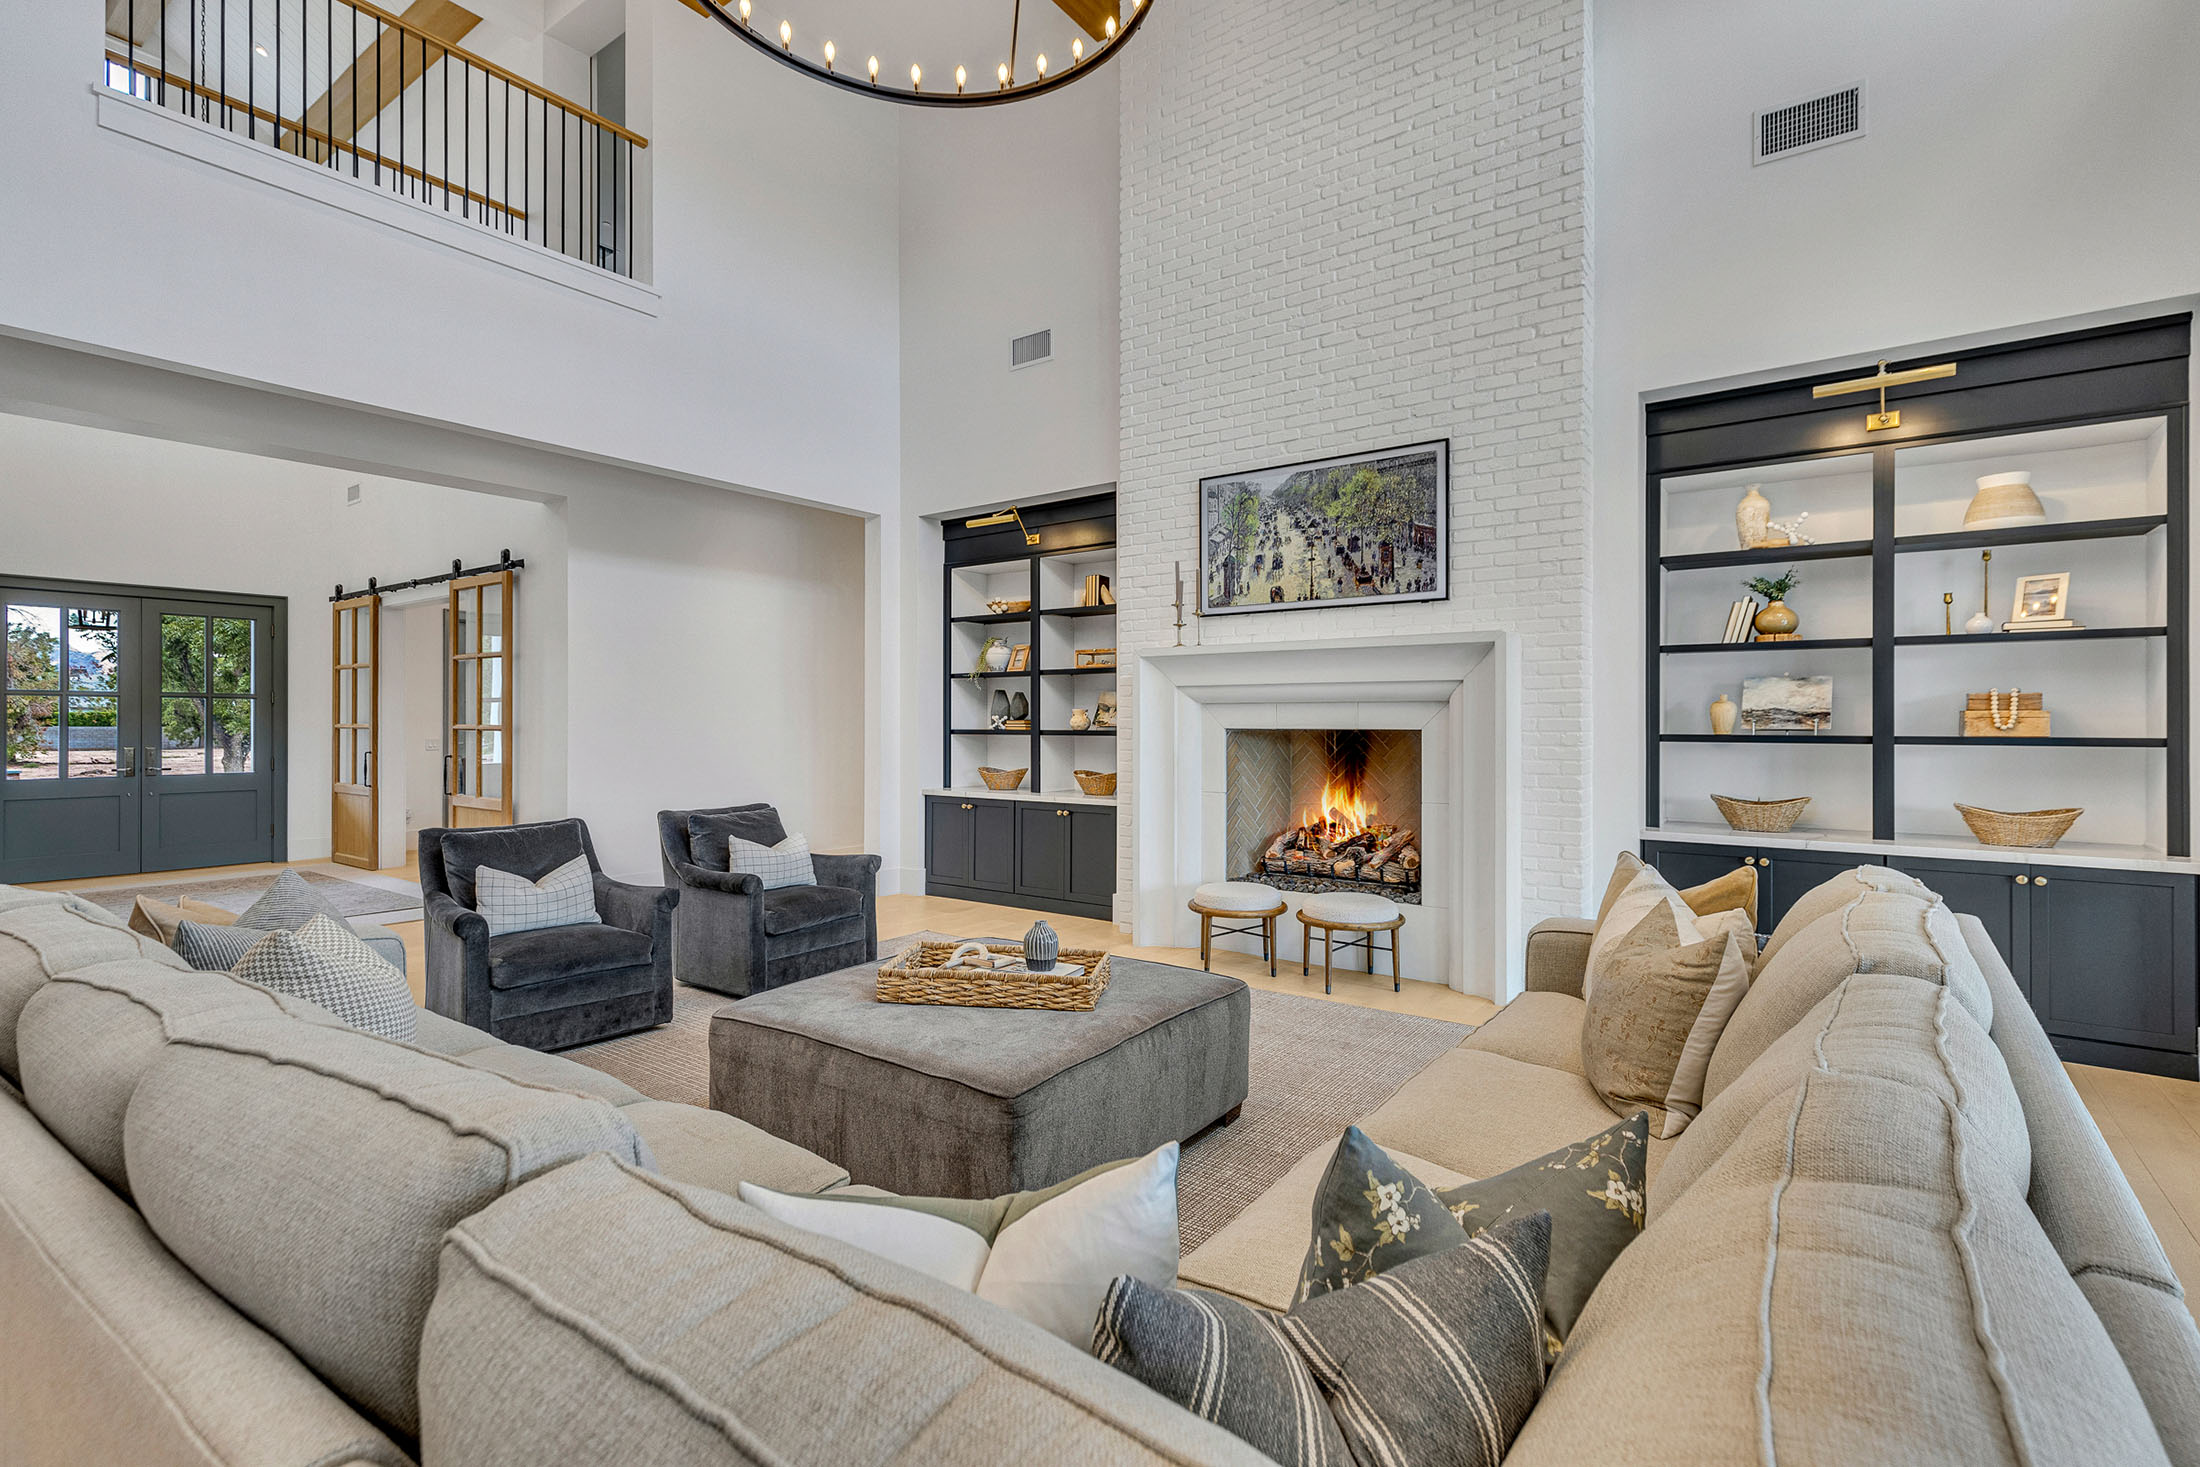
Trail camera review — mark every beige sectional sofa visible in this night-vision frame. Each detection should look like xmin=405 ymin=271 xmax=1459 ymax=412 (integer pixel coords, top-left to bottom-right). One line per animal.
xmin=6 ymin=865 xmax=2200 ymax=1465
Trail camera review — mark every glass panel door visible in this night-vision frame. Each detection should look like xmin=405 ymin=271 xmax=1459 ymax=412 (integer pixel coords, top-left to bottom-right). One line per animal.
xmin=331 ymin=595 xmax=379 ymax=869
xmin=0 ymin=589 xmax=142 ymax=881
xmin=447 ymin=571 xmax=516 ymax=828
xmin=139 ymin=598 xmax=279 ymax=874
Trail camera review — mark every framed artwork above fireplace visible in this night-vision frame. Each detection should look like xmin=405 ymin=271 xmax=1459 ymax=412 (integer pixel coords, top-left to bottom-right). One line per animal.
xmin=1199 ymin=439 xmax=1448 ymax=615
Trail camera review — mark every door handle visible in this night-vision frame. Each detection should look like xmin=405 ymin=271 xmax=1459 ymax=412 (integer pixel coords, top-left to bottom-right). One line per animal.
xmin=117 ymin=746 xmax=135 ymax=778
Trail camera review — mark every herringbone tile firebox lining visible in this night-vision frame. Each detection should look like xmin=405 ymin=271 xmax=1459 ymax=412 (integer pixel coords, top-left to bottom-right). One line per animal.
xmin=1224 ymin=729 xmax=1422 ymax=903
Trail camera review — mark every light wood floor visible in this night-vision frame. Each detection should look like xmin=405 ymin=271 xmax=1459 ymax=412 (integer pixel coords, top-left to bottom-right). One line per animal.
xmin=37 ymin=865 xmax=2200 ymax=1305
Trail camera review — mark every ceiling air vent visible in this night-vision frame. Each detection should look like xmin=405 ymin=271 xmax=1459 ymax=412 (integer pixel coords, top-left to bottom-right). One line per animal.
xmin=1753 ymin=83 xmax=1864 ymax=164
xmin=345 ymin=483 xmax=363 ymax=506
xmin=1011 ymin=329 xmax=1053 ymax=369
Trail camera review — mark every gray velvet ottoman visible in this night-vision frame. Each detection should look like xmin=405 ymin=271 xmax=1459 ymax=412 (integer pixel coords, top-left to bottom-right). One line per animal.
xmin=708 ymin=955 xmax=1251 ymax=1197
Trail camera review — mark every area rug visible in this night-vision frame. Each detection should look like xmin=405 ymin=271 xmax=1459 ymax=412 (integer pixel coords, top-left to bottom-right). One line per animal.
xmin=563 ymin=932 xmax=1471 ymax=1250
xmin=70 ymin=869 xmax=423 ymax=924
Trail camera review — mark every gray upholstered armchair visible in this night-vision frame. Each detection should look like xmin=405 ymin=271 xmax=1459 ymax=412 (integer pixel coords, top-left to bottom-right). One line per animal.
xmin=419 ymin=818 xmax=676 ymax=1050
xmin=657 ymin=803 xmax=880 ymax=997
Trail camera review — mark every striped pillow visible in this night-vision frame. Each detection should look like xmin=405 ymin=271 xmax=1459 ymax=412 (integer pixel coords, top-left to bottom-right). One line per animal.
xmin=173 ymin=918 xmax=262 ymax=971
xmin=474 ymin=855 xmax=600 ymax=937
xmin=235 ymin=869 xmax=356 ymax=932
xmin=233 ymin=915 xmax=417 ymax=1041
xmin=727 ymin=833 xmax=815 ymax=891
xmin=1097 ymin=1211 xmax=1551 ymax=1467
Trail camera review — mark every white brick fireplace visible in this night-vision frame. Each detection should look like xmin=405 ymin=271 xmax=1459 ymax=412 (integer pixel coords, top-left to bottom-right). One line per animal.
xmin=1131 ymin=633 xmax=1522 ymax=1000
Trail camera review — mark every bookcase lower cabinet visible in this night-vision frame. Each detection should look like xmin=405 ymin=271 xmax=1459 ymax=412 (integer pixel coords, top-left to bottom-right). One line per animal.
xmin=1643 ymin=840 xmax=2199 ymax=1079
xmin=925 ymin=796 xmax=1116 ymax=920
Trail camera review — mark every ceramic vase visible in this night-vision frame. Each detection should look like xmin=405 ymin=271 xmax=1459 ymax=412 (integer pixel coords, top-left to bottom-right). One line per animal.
xmin=1068 ymin=707 xmax=1092 ymax=731
xmin=1023 ymin=920 xmax=1059 ymax=971
xmin=1753 ymin=599 xmax=1798 ymax=637
xmin=989 ymin=689 xmax=1012 ymax=725
xmin=1009 ymin=692 xmax=1029 ymax=721
xmin=1710 ymin=694 xmax=1738 ymax=735
xmin=1735 ymin=485 xmax=1770 ymax=549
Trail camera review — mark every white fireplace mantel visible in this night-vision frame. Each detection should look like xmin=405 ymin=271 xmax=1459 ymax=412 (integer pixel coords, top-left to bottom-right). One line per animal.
xmin=1132 ymin=631 xmax=1523 ymax=1001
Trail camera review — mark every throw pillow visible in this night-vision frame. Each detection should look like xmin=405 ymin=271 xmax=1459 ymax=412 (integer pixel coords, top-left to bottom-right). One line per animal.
xmin=129 ymin=895 xmax=238 ymax=944
xmin=473 ymin=854 xmax=600 ymax=937
xmin=741 ymin=1143 xmax=1179 ymax=1349
xmin=1594 ymin=850 xmax=1757 ymax=931
xmin=1297 ymin=1124 xmax=1466 ymax=1304
xmin=1098 ymin=1211 xmax=1552 ymax=1467
xmin=1436 ymin=1111 xmax=1647 ymax=1343
xmin=1581 ymin=903 xmax=1751 ymax=1134
xmin=726 ymin=833 xmax=816 ymax=891
xmin=689 ymin=806 xmax=790 ymax=871
xmin=234 ymin=870 xmax=355 ymax=932
xmin=1585 ymin=859 xmax=1755 ymax=1000
xmin=233 ymin=915 xmax=417 ymax=1041
xmin=172 ymin=918 xmax=262 ymax=971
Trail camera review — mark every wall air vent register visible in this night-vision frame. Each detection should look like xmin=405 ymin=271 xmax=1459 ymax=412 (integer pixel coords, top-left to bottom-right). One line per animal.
xmin=1011 ymin=329 xmax=1053 ymax=368
xmin=1753 ymin=83 xmax=1865 ymax=164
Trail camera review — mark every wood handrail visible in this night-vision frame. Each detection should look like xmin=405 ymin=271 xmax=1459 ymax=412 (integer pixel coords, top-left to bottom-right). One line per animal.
xmin=338 ymin=0 xmax=647 ymax=146
xmin=107 ymin=51 xmax=529 ymax=219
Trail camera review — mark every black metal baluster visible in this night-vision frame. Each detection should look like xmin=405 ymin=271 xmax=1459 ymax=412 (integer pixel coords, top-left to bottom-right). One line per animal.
xmin=441 ymin=45 xmax=450 ymax=210
xmin=502 ymin=80 xmax=510 ymax=230
xmin=522 ymin=90 xmax=530 ymax=243
xmin=349 ymin=6 xmax=359 ymax=176
xmin=158 ymin=0 xmax=166 ymax=107
xmin=373 ymin=13 xmax=382 ymax=186
xmin=189 ymin=0 xmax=197 ymax=117
xmin=245 ymin=0 xmax=254 ymax=140
xmin=127 ymin=0 xmax=136 ymax=99
xmin=398 ymin=29 xmax=406 ymax=198
xmin=559 ymin=104 xmax=567 ymax=257
xmin=624 ymin=136 xmax=633 ymax=277
xmin=220 ymin=0 xmax=228 ymax=129
xmin=462 ymin=58 xmax=470 ymax=219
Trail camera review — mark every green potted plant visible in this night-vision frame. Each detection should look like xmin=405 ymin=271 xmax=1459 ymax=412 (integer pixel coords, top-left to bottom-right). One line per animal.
xmin=1744 ymin=567 xmax=1801 ymax=639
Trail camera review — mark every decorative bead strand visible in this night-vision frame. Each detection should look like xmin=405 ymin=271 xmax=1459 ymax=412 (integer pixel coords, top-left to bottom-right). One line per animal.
xmin=1989 ymin=687 xmax=2021 ymax=731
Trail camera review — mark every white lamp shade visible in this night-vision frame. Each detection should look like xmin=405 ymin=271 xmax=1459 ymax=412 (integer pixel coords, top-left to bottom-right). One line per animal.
xmin=1962 ymin=471 xmax=2047 ymax=530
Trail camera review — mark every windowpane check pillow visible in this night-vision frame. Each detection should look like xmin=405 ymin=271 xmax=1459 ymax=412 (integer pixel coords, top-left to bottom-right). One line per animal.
xmin=726 ymin=833 xmax=816 ymax=891
xmin=473 ymin=854 xmax=600 ymax=937
xmin=233 ymin=914 xmax=417 ymax=1041
xmin=1097 ymin=1210 xmax=1552 ymax=1467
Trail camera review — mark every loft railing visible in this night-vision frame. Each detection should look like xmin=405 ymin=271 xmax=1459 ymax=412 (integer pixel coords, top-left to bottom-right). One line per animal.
xmin=106 ymin=0 xmax=647 ymax=278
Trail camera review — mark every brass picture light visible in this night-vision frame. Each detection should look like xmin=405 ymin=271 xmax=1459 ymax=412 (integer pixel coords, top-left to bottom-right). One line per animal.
xmin=1812 ymin=358 xmax=1958 ymax=431
xmin=966 ymin=506 xmax=1040 ymax=545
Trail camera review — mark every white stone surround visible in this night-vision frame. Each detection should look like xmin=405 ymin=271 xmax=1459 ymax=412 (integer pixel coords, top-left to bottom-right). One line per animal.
xmin=1132 ymin=634 xmax=1521 ymax=1001
xmin=1113 ymin=0 xmax=1592 ymax=954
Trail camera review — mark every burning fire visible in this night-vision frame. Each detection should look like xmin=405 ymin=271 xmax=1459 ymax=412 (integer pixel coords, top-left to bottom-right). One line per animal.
xmin=1303 ymin=774 xmax=1375 ymax=840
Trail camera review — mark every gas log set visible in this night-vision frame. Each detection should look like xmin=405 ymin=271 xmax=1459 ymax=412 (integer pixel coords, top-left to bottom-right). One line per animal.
xmin=1251 ymin=772 xmax=1420 ymax=901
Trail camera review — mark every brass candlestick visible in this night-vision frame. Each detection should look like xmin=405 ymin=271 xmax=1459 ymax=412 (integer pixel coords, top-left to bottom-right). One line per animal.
xmin=1943 ymin=592 xmax=1953 ymax=635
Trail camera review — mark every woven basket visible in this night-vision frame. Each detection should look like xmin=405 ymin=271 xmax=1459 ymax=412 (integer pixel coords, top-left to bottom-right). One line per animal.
xmin=1956 ymin=803 xmax=2082 ymax=848
xmin=1711 ymin=793 xmax=1811 ymax=833
xmin=877 ymin=942 xmax=1112 ymax=1010
xmin=985 ymin=598 xmax=1033 ymax=615
xmin=1073 ymin=769 xmax=1118 ymax=797
xmin=977 ymin=766 xmax=1027 ymax=791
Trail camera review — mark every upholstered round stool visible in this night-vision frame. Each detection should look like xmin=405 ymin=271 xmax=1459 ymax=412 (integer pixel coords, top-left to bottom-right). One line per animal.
xmin=1188 ymin=881 xmax=1289 ymax=975
xmin=1297 ymin=892 xmax=1404 ymax=994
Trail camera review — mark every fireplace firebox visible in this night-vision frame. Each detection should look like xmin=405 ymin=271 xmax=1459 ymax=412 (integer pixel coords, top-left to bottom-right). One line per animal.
xmin=1224 ymin=729 xmax=1421 ymax=903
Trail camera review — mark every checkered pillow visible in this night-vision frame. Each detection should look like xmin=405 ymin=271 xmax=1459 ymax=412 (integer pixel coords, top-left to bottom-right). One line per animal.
xmin=727 ymin=833 xmax=816 ymax=890
xmin=474 ymin=854 xmax=601 ymax=937
xmin=235 ymin=870 xmax=355 ymax=931
xmin=233 ymin=915 xmax=417 ymax=1041
xmin=172 ymin=919 xmax=262 ymax=971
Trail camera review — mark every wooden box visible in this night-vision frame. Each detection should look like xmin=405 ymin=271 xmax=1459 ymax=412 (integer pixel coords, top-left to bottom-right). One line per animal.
xmin=1962 ymin=692 xmax=2049 ymax=738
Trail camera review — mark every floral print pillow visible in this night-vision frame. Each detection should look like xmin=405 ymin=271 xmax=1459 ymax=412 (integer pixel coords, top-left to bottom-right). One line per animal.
xmin=1295 ymin=1126 xmax=1468 ymax=1304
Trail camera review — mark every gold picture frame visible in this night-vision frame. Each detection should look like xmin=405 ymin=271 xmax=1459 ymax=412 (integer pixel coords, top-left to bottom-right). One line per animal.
xmin=1005 ymin=643 xmax=1031 ymax=673
xmin=2008 ymin=572 xmax=2070 ymax=626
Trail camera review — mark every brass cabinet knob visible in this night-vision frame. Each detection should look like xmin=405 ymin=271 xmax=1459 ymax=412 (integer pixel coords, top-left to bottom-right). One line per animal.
xmin=1742 ymin=856 xmax=1756 ymax=866
xmin=1758 ymin=859 xmax=1771 ymax=870
xmin=1057 ymin=808 xmax=1069 ymax=817
xmin=2034 ymin=876 xmax=2048 ymax=887
xmin=2015 ymin=874 xmax=2029 ymax=885
xmin=961 ymin=802 xmax=973 ymax=810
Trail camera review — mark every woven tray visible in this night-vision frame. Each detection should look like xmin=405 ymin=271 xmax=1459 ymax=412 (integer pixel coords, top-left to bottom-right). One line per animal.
xmin=877 ymin=942 xmax=1112 ymax=1010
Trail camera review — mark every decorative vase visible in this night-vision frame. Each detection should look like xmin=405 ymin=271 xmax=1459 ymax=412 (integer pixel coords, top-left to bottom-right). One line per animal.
xmin=1023 ymin=920 xmax=1059 ymax=971
xmin=1710 ymin=694 xmax=1738 ymax=735
xmin=1009 ymin=692 xmax=1029 ymax=721
xmin=978 ymin=640 xmax=1010 ymax=674
xmin=1095 ymin=692 xmax=1118 ymax=729
xmin=1735 ymin=485 xmax=1770 ymax=549
xmin=989 ymin=689 xmax=1012 ymax=725
xmin=1962 ymin=472 xmax=2047 ymax=530
xmin=1753 ymin=599 xmax=1798 ymax=637
xmin=1068 ymin=707 xmax=1092 ymax=731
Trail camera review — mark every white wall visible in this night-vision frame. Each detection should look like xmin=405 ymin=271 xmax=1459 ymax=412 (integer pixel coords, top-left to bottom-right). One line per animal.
xmin=0 ymin=412 xmax=560 ymax=861
xmin=1588 ymin=0 xmax=2200 ymax=867
xmin=0 ymin=0 xmax=901 ymax=517
xmin=1115 ymin=0 xmax=1591 ymax=943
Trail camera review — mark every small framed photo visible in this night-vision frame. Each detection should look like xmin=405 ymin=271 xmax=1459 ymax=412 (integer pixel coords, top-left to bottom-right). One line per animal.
xmin=2009 ymin=572 xmax=2070 ymax=626
xmin=1005 ymin=643 xmax=1031 ymax=673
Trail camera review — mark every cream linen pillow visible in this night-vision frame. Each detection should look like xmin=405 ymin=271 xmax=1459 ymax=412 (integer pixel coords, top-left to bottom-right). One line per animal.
xmin=1582 ymin=902 xmax=1753 ymax=1136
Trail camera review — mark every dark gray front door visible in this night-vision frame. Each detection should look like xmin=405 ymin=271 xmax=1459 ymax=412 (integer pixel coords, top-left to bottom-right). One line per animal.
xmin=0 ymin=590 xmax=141 ymax=881
xmin=0 ymin=580 xmax=284 ymax=884
xmin=142 ymin=599 xmax=279 ymax=873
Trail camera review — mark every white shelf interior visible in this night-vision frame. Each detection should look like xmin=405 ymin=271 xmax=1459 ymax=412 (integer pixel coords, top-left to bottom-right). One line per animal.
xmin=1894 ymin=743 xmax=2165 ymax=852
xmin=1658 ymin=741 xmax=1874 ymax=833
xmin=1663 ymin=551 xmax=1873 ymax=645
xmin=1891 ymin=417 xmax=2170 ymax=537
xmin=1660 ymin=451 xmax=1873 ymax=557
xmin=1891 ymin=637 xmax=2165 ymax=740
xmin=1662 ymin=645 xmax=1872 ymax=736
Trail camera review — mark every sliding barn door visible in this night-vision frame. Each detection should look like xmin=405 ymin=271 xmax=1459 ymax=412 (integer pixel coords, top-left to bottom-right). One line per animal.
xmin=447 ymin=571 xmax=514 ymax=829
xmin=330 ymin=593 xmax=379 ymax=868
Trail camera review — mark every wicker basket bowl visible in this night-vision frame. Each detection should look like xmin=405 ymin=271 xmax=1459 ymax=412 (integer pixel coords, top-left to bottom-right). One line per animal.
xmin=1956 ymin=803 xmax=2082 ymax=848
xmin=1073 ymin=769 xmax=1118 ymax=797
xmin=985 ymin=597 xmax=1033 ymax=615
xmin=977 ymin=766 xmax=1027 ymax=791
xmin=1711 ymin=793 xmax=1812 ymax=833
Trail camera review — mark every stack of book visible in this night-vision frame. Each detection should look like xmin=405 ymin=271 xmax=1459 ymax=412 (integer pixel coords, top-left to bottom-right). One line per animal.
xmin=2003 ymin=618 xmax=2084 ymax=633
xmin=1722 ymin=599 xmax=1760 ymax=643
